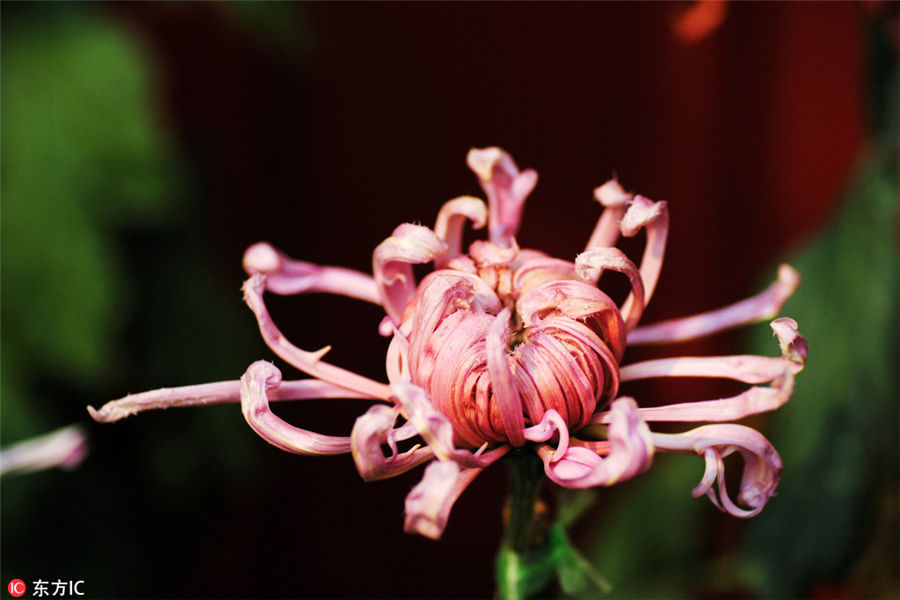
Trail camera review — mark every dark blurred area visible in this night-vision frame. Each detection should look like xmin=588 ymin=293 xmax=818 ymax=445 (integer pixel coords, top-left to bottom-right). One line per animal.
xmin=1 ymin=2 xmax=896 ymax=599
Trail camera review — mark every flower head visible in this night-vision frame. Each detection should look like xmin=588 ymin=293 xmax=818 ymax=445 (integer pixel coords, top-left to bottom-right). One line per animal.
xmin=90 ymin=147 xmax=807 ymax=539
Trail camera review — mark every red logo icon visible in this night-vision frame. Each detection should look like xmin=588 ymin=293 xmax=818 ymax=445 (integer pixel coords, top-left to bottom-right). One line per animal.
xmin=7 ymin=580 xmax=26 ymax=598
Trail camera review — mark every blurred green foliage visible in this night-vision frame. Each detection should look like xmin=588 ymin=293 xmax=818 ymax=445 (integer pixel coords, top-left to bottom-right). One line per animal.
xmin=1 ymin=3 xmax=180 ymax=438
xmin=740 ymin=147 xmax=899 ymax=598
xmin=2 ymin=5 xmax=263 ymax=597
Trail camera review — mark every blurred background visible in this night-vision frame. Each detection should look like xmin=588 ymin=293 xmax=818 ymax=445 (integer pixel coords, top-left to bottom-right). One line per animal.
xmin=1 ymin=2 xmax=897 ymax=598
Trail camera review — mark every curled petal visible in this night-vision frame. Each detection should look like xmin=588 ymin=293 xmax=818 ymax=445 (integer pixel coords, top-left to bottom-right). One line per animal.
xmin=619 ymin=195 xmax=669 ymax=308
xmin=404 ymin=460 xmax=481 ymax=539
xmin=511 ymin=255 xmax=576 ymax=295
xmin=385 ymin=329 xmax=411 ymax=384
xmin=351 ymin=404 xmax=434 ymax=481
xmin=629 ymin=264 xmax=800 ymax=345
xmin=243 ymin=242 xmax=380 ymax=303
xmin=486 ymin=308 xmax=526 ymax=447
xmin=0 ymin=425 xmax=88 ymax=477
xmin=539 ymin=397 xmax=654 ymax=488
xmin=240 ymin=361 xmax=353 ymax=456
xmin=585 ymin=178 xmax=634 ymax=250
xmin=88 ymin=378 xmax=370 ymax=423
xmin=373 ymin=224 xmax=448 ymax=323
xmin=469 ymin=239 xmax=520 ymax=268
xmin=771 ymin=317 xmax=808 ymax=368
xmin=652 ymin=424 xmax=782 ymax=518
xmin=391 ymin=382 xmax=497 ymax=468
xmin=434 ymin=196 xmax=488 ymax=264
xmin=517 ymin=279 xmax=626 ymax=360
xmin=523 ymin=409 xmax=569 ymax=462
xmin=575 ymin=247 xmax=646 ymax=331
xmin=466 ymin=147 xmax=538 ymax=248
xmin=243 ymin=274 xmax=391 ymax=400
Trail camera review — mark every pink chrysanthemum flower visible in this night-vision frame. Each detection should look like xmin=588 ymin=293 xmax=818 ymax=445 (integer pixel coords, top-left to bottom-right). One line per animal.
xmin=90 ymin=147 xmax=807 ymax=539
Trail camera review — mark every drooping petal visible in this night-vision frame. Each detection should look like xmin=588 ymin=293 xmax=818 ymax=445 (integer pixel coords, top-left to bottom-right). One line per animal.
xmin=628 ymin=264 xmax=800 ymax=345
xmin=373 ymin=224 xmax=448 ymax=323
xmin=350 ymin=404 xmax=434 ymax=481
xmin=575 ymin=246 xmax=646 ymax=332
xmin=243 ymin=242 xmax=380 ymax=303
xmin=433 ymin=196 xmax=488 ymax=264
xmin=651 ymin=424 xmax=782 ymax=518
xmin=240 ymin=361 xmax=354 ymax=455
xmin=88 ymin=378 xmax=371 ymax=423
xmin=243 ymin=274 xmax=392 ymax=400
xmin=538 ymin=397 xmax=654 ymax=488
xmin=403 ymin=460 xmax=481 ymax=539
xmin=485 ymin=308 xmax=526 ymax=447
xmin=585 ymin=178 xmax=633 ymax=250
xmin=0 ymin=425 xmax=88 ymax=477
xmin=466 ymin=147 xmax=538 ymax=248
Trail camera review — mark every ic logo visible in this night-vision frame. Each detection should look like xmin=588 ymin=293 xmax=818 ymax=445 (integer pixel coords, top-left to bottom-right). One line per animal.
xmin=7 ymin=579 xmax=26 ymax=598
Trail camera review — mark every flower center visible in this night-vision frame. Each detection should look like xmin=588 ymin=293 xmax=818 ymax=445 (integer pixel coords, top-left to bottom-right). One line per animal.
xmin=397 ymin=243 xmax=625 ymax=448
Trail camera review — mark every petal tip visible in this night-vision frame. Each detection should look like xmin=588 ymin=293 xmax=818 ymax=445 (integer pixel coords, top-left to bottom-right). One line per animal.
xmin=243 ymin=242 xmax=281 ymax=275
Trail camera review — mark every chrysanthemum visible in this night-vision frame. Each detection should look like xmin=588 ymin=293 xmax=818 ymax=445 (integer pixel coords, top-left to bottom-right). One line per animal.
xmin=89 ymin=147 xmax=806 ymax=539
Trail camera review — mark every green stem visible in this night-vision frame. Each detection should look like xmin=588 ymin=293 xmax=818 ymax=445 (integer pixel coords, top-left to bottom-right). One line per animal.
xmin=505 ymin=448 xmax=546 ymax=552
xmin=496 ymin=449 xmax=555 ymax=600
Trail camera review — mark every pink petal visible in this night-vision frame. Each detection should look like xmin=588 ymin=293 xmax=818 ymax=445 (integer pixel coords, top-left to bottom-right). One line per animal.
xmin=391 ymin=382 xmax=499 ymax=468
xmin=651 ymin=424 xmax=783 ymax=518
xmin=575 ymin=246 xmax=646 ymax=332
xmin=585 ymin=178 xmax=634 ymax=250
xmin=466 ymin=147 xmax=538 ymax=248
xmin=599 ymin=318 xmax=808 ymax=423
xmin=511 ymin=254 xmax=576 ymax=296
xmin=243 ymin=274 xmax=392 ymax=400
xmin=240 ymin=361 xmax=354 ymax=455
xmin=485 ymin=309 xmax=526 ymax=447
xmin=243 ymin=242 xmax=380 ymax=303
xmin=0 ymin=425 xmax=88 ymax=477
xmin=372 ymin=224 xmax=448 ymax=323
xmin=618 ymin=195 xmax=669 ymax=309
xmin=771 ymin=317 xmax=808 ymax=367
xmin=628 ymin=264 xmax=800 ymax=345
xmin=433 ymin=196 xmax=487 ymax=264
xmin=539 ymin=397 xmax=654 ymax=488
xmin=516 ymin=279 xmax=626 ymax=360
xmin=522 ymin=409 xmax=569 ymax=461
xmin=88 ymin=378 xmax=371 ymax=423
xmin=403 ymin=460 xmax=481 ymax=540
xmin=350 ymin=404 xmax=434 ymax=481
